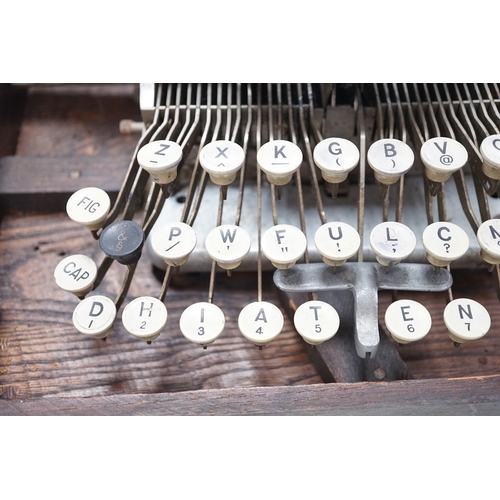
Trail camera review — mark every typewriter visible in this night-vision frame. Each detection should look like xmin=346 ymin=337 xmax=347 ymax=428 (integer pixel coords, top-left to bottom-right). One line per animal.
xmin=53 ymin=83 xmax=500 ymax=384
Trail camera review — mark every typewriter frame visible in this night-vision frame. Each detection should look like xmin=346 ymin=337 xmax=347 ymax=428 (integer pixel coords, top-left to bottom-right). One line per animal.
xmin=1 ymin=83 xmax=499 ymax=416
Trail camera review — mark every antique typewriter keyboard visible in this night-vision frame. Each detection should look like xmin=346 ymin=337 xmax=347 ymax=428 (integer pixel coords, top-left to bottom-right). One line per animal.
xmin=54 ymin=83 xmax=500 ymax=360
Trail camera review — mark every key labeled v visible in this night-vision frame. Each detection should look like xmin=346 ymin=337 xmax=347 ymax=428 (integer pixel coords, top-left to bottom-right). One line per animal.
xmin=433 ymin=141 xmax=447 ymax=154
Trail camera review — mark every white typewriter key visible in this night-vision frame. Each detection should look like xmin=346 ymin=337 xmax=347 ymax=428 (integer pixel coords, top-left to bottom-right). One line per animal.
xmin=314 ymin=222 xmax=360 ymax=267
xmin=151 ymin=222 xmax=197 ymax=267
xmin=54 ymin=254 xmax=97 ymax=297
xmin=443 ymin=298 xmax=491 ymax=344
xmin=369 ymin=221 xmax=416 ymax=267
xmin=205 ymin=224 xmax=251 ymax=270
xmin=137 ymin=140 xmax=183 ymax=185
xmin=122 ymin=297 xmax=168 ymax=342
xmin=480 ymin=134 xmax=500 ymax=180
xmin=257 ymin=140 xmax=303 ymax=185
xmin=293 ymin=300 xmax=340 ymax=345
xmin=367 ymin=138 xmax=415 ymax=185
xmin=238 ymin=301 xmax=284 ymax=347
xmin=422 ymin=222 xmax=469 ymax=267
xmin=384 ymin=299 xmax=432 ymax=344
xmin=72 ymin=295 xmax=116 ymax=339
xmin=262 ymin=224 xmax=307 ymax=269
xmin=179 ymin=302 xmax=225 ymax=347
xmin=313 ymin=137 xmax=360 ymax=184
xmin=66 ymin=187 xmax=111 ymax=231
xmin=420 ymin=137 xmax=468 ymax=183
xmin=199 ymin=140 xmax=245 ymax=185
xmin=477 ymin=219 xmax=500 ymax=264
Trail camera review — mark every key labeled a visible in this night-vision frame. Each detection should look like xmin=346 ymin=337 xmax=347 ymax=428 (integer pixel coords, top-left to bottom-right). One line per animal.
xmin=73 ymin=295 xmax=116 ymax=339
xmin=122 ymin=297 xmax=168 ymax=342
xmin=238 ymin=301 xmax=284 ymax=347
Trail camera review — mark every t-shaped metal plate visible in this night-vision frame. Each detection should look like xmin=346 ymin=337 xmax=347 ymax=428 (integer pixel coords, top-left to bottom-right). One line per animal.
xmin=273 ymin=262 xmax=453 ymax=359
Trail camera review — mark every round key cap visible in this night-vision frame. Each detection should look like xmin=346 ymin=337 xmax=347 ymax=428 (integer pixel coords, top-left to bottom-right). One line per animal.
xmin=262 ymin=224 xmax=307 ymax=269
xmin=54 ymin=254 xmax=97 ymax=297
xmin=384 ymin=299 xmax=432 ymax=344
xmin=367 ymin=138 xmax=415 ymax=185
xmin=66 ymin=187 xmax=111 ymax=231
xmin=420 ymin=137 xmax=468 ymax=182
xmin=122 ymin=296 xmax=168 ymax=342
xmin=72 ymin=295 xmax=116 ymax=339
xmin=179 ymin=302 xmax=225 ymax=347
xmin=238 ymin=301 xmax=284 ymax=347
xmin=480 ymin=134 xmax=500 ymax=180
xmin=443 ymin=298 xmax=491 ymax=344
xmin=257 ymin=140 xmax=303 ymax=185
xmin=369 ymin=221 xmax=416 ymax=266
xmin=314 ymin=222 xmax=360 ymax=267
xmin=99 ymin=220 xmax=145 ymax=265
xmin=151 ymin=221 xmax=197 ymax=267
xmin=422 ymin=221 xmax=469 ymax=267
xmin=313 ymin=137 xmax=360 ymax=184
xmin=199 ymin=140 xmax=245 ymax=185
xmin=137 ymin=140 xmax=183 ymax=185
xmin=205 ymin=224 xmax=251 ymax=270
xmin=293 ymin=300 xmax=340 ymax=345
xmin=477 ymin=218 xmax=500 ymax=264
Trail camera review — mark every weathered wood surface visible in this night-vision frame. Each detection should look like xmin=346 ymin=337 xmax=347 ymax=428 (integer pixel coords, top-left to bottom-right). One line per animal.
xmin=1 ymin=83 xmax=500 ymax=415
xmin=2 ymin=376 xmax=499 ymax=416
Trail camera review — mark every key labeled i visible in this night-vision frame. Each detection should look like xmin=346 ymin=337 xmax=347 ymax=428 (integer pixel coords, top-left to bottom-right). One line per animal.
xmin=179 ymin=302 xmax=225 ymax=347
xmin=122 ymin=296 xmax=168 ymax=342
xmin=199 ymin=140 xmax=245 ymax=185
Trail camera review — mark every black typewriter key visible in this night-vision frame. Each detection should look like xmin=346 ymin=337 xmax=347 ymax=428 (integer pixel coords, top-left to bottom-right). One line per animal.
xmin=99 ymin=220 xmax=145 ymax=265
